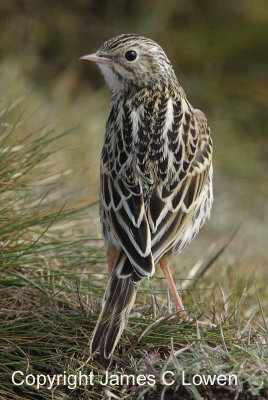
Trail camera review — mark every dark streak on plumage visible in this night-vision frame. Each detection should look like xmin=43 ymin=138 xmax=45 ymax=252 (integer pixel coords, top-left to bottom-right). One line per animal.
xmin=89 ymin=33 xmax=213 ymax=368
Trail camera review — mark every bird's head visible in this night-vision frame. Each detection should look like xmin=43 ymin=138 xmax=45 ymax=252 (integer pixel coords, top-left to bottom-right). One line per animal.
xmin=80 ymin=34 xmax=176 ymax=95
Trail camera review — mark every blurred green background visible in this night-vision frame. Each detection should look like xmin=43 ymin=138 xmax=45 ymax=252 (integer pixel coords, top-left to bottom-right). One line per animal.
xmin=1 ymin=0 xmax=267 ymax=302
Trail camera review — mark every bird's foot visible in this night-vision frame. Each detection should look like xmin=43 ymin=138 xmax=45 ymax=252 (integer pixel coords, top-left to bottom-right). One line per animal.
xmin=170 ymin=309 xmax=216 ymax=328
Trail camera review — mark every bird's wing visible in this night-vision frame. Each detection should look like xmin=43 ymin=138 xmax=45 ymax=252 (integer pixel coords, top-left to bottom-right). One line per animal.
xmin=100 ymin=170 xmax=154 ymax=278
xmin=148 ymin=107 xmax=213 ymax=262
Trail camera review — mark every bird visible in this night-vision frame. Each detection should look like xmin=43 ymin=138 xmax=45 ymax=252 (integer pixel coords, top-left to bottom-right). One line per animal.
xmin=80 ymin=33 xmax=213 ymax=368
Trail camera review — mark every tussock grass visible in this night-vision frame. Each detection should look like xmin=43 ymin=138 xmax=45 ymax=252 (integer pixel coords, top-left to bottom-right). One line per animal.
xmin=0 ymin=83 xmax=267 ymax=399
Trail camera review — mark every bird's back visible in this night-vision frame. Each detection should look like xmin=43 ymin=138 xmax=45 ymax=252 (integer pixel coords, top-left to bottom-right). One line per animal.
xmin=100 ymin=82 xmax=213 ymax=265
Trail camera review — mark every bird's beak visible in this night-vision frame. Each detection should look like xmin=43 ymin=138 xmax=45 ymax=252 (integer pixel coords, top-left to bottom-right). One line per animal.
xmin=80 ymin=52 xmax=110 ymax=64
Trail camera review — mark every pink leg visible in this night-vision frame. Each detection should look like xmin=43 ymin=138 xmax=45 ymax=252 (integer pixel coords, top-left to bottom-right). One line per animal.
xmin=160 ymin=255 xmax=190 ymax=321
xmin=159 ymin=255 xmax=215 ymax=327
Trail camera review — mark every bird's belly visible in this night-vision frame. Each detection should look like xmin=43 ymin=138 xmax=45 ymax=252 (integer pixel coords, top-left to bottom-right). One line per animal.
xmin=172 ymin=164 xmax=213 ymax=255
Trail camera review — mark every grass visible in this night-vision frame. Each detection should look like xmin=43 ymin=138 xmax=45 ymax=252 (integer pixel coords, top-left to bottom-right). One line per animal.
xmin=1 ymin=264 xmax=267 ymax=399
xmin=0 ymin=64 xmax=267 ymax=399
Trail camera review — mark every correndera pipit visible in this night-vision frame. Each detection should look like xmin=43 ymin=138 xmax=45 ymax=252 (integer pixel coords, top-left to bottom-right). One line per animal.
xmin=81 ymin=33 xmax=214 ymax=368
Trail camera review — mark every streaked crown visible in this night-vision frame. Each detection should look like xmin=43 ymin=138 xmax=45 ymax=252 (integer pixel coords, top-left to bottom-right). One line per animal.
xmin=81 ymin=34 xmax=177 ymax=95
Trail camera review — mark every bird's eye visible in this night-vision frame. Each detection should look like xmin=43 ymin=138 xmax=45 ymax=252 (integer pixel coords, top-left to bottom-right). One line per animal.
xmin=125 ymin=50 xmax=137 ymax=62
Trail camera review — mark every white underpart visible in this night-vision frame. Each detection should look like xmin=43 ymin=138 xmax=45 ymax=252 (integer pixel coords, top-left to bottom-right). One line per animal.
xmin=99 ymin=64 xmax=124 ymax=93
xmin=172 ymin=163 xmax=213 ymax=255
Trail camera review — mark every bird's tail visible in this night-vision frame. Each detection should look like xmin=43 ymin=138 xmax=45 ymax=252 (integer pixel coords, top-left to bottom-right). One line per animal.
xmin=90 ymin=253 xmax=142 ymax=368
